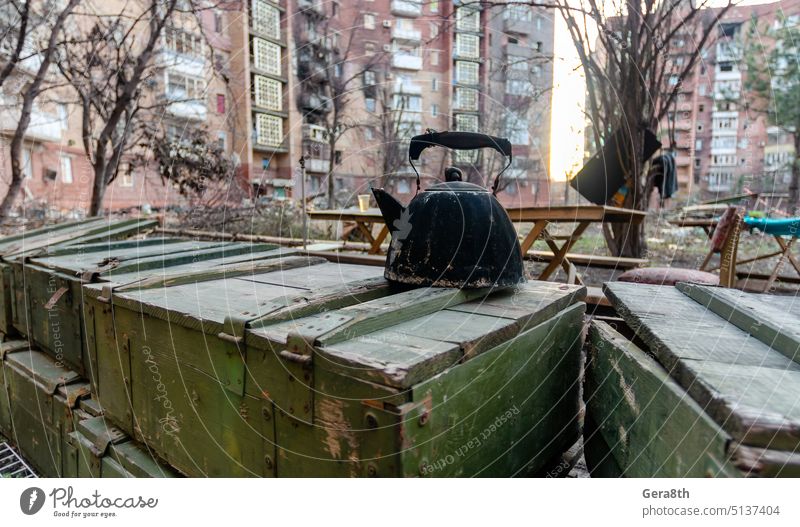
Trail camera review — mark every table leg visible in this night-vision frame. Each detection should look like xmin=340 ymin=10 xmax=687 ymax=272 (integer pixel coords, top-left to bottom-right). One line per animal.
xmin=537 ymin=221 xmax=590 ymax=281
xmin=775 ymin=236 xmax=800 ymax=275
xmin=765 ymin=236 xmax=795 ymax=292
xmin=369 ymin=225 xmax=390 ymax=255
xmin=519 ymin=220 xmax=549 ymax=255
xmin=355 ymin=221 xmax=378 ymax=250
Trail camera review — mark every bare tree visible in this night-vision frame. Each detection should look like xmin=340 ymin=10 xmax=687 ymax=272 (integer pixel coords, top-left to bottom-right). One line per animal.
xmin=294 ymin=1 xmax=382 ymax=207
xmin=0 ymin=0 xmax=80 ymax=217
xmin=556 ymin=0 xmax=732 ymax=257
xmin=57 ymin=0 xmax=185 ymax=216
xmin=0 ymin=0 xmax=31 ymax=90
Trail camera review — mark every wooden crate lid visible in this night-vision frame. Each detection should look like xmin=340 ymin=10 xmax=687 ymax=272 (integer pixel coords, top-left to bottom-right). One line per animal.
xmin=250 ymin=281 xmax=586 ymax=388
xmin=604 ymin=282 xmax=800 ymax=452
xmin=28 ymin=238 xmax=272 ymax=277
xmin=0 ymin=218 xmax=157 ymax=259
xmin=107 ymin=259 xmax=384 ymax=336
xmin=4 ymin=348 xmax=83 ymax=394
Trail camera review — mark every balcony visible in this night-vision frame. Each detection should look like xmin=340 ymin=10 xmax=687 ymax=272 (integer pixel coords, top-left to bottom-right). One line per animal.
xmin=391 ymin=0 xmax=422 ymax=17
xmin=393 ymin=80 xmax=422 ymax=94
xmin=166 ymin=100 xmax=207 ymax=121
xmin=302 ymin=123 xmax=327 ymax=143
xmin=392 ymin=53 xmax=422 ymax=70
xmin=158 ymin=50 xmax=206 ymax=78
xmin=297 ymin=0 xmax=325 ymax=16
xmin=304 ymin=158 xmax=329 ymax=173
xmin=392 ymin=26 xmax=422 ymax=42
xmin=504 ymin=18 xmax=532 ymax=35
xmin=505 ymin=43 xmax=535 ymax=59
xmin=0 ymin=107 xmax=62 ymax=142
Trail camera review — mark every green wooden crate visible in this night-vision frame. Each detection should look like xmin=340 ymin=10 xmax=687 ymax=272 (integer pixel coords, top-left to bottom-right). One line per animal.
xmin=0 ymin=218 xmax=157 ymax=336
xmin=3 ymin=345 xmax=90 ymax=476
xmin=585 ymin=282 xmax=800 ymax=477
xmin=10 ymin=236 xmax=282 ymax=376
xmin=65 ymin=416 xmax=178 ymax=478
xmin=93 ymin=259 xmax=585 ymax=477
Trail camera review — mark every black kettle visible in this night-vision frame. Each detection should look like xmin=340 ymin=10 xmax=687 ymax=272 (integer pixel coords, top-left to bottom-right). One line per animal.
xmin=371 ymin=131 xmax=525 ymax=289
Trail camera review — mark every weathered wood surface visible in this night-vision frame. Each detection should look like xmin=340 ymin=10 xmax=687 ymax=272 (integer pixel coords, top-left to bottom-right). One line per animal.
xmin=585 ymin=321 xmax=741 ymax=477
xmin=15 ymin=240 xmax=282 ymax=375
xmin=677 ymin=283 xmax=800 ymax=364
xmin=94 ymin=257 xmax=585 ymax=476
xmin=604 ymin=282 xmax=800 ymax=452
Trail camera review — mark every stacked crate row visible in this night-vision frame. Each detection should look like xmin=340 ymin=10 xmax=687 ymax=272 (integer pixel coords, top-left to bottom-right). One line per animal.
xmin=0 ymin=218 xmax=588 ymax=477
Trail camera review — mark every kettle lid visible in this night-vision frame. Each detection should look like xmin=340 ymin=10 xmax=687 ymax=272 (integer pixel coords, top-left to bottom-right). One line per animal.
xmin=425 ymin=181 xmax=489 ymax=193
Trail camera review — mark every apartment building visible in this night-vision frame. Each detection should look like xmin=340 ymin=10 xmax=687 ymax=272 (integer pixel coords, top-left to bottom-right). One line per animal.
xmin=1 ymin=0 xmax=555 ymax=214
xmin=0 ymin=2 xmax=236 ymax=214
xmin=658 ymin=0 xmax=799 ymax=199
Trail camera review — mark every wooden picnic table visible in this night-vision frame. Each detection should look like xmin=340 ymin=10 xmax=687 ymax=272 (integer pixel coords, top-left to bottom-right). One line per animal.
xmin=505 ymin=205 xmax=647 ymax=283
xmin=306 ymin=208 xmax=389 ymax=254
xmin=309 ymin=205 xmax=647 ymax=283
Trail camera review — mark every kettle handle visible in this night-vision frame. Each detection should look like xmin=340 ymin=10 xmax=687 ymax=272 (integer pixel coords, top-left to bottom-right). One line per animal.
xmin=408 ymin=131 xmax=513 ymax=195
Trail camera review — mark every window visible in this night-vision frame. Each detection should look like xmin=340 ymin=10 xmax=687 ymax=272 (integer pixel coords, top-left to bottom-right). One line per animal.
xmin=255 ymin=113 xmax=283 ymax=146
xmin=365 ymin=97 xmax=376 ymax=112
xmin=254 ymin=75 xmax=282 ymax=110
xmin=508 ymin=55 xmax=528 ymax=71
xmin=505 ymin=116 xmax=529 ymax=145
xmin=506 ymin=79 xmax=532 ymax=95
xmin=364 ymin=127 xmax=374 ymax=141
xmin=252 ymin=0 xmax=280 ymax=40
xmin=167 ymin=72 xmax=204 ymax=100
xmin=455 ymin=34 xmax=479 ymax=58
xmin=365 ymin=42 xmax=375 ymax=55
xmin=454 ymin=87 xmax=478 ymax=111
xmin=216 ymin=94 xmax=225 ymax=114
xmin=431 ymin=104 xmax=438 ymax=117
xmin=668 ymin=75 xmax=679 ymax=85
xmin=694 ymin=157 xmax=701 ymax=169
xmin=334 ymin=63 xmax=342 ymax=78
xmin=60 ymin=155 xmax=73 ymax=184
xmin=216 ymin=131 xmax=227 ymax=150
xmin=430 ymin=22 xmax=438 ymax=38
xmin=430 ymin=50 xmax=439 ymax=66
xmin=455 ymin=61 xmax=479 ymax=84
xmin=334 ymin=150 xmax=342 ymax=165
xmin=393 ymin=94 xmax=422 ymax=112
xmin=165 ymin=27 xmax=203 ymax=58
xmin=22 ymin=149 xmax=32 ymax=179
xmin=699 ymin=104 xmax=705 ymax=112
xmin=504 ymin=5 xmax=532 ymax=21
xmin=332 ymin=2 xmax=339 ymax=17
xmin=455 ymin=114 xmax=478 ymax=132
xmin=214 ymin=11 xmax=223 ymax=33
xmin=431 ymin=77 xmax=438 ymax=91
xmin=58 ymin=104 xmax=68 ymax=129
xmin=430 ymin=1 xmax=438 ymax=13
xmin=253 ymin=38 xmax=281 ymax=75
xmin=456 ymin=8 xmax=480 ymax=32
xmin=698 ymin=85 xmax=707 ymax=96
xmin=363 ymin=70 xmax=376 ymax=86
xmin=364 ymin=14 xmax=375 ymax=30
xmin=120 ymin=171 xmax=134 ymax=187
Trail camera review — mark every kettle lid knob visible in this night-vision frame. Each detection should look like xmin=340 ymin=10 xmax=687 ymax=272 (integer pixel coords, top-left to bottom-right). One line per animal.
xmin=444 ymin=166 xmax=463 ymax=182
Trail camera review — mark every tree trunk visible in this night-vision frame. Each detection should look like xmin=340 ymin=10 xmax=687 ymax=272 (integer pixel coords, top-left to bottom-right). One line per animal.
xmin=327 ymin=135 xmax=336 ymax=208
xmin=791 ymin=131 xmax=800 ymax=215
xmin=608 ymin=123 xmax=648 ymax=258
xmin=0 ymin=0 xmax=79 ymax=217
xmin=89 ymin=160 xmax=109 ymax=216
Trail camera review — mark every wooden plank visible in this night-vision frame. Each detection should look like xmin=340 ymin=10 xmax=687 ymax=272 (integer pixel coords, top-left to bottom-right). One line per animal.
xmin=728 ymin=443 xmax=800 ymax=477
xmin=399 ymin=303 xmax=585 ymax=477
xmin=605 ymin=282 xmax=800 ymax=451
xmin=585 ymin=321 xmax=740 ymax=477
xmin=677 ymin=283 xmax=800 ymax=364
xmin=506 ymin=205 xmax=646 ymax=224
xmin=525 ymin=250 xmax=647 ymax=269
xmin=306 ymin=250 xmax=385 ymax=267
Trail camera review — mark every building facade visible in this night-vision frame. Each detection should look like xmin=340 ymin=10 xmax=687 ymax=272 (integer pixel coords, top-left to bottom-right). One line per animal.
xmin=1 ymin=0 xmax=556 ymax=215
xmin=657 ymin=0 xmax=800 ymax=200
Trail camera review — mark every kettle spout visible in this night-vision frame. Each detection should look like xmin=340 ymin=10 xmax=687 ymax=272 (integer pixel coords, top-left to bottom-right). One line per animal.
xmin=371 ymin=187 xmax=405 ymax=232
